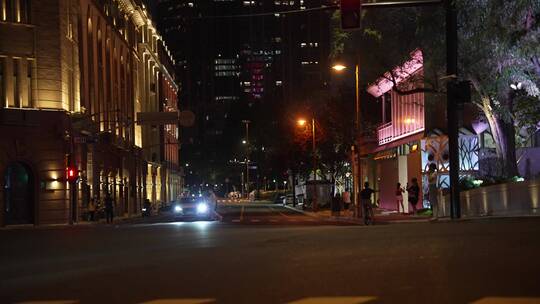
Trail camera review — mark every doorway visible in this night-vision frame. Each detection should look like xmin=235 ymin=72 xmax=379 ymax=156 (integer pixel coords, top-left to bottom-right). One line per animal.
xmin=4 ymin=162 xmax=35 ymax=225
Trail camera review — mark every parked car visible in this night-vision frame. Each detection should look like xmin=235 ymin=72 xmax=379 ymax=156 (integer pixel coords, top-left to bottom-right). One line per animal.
xmin=273 ymin=194 xmax=286 ymax=205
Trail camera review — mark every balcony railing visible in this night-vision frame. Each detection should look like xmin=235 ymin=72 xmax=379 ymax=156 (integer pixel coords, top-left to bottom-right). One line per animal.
xmin=378 ymin=122 xmax=393 ymax=145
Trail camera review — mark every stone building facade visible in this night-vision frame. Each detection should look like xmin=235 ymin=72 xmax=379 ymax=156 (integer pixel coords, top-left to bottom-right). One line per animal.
xmin=0 ymin=0 xmax=180 ymax=226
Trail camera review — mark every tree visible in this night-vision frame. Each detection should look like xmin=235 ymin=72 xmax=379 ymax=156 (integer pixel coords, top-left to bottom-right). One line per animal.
xmin=457 ymin=0 xmax=540 ymax=177
xmin=331 ymin=1 xmax=540 ymax=178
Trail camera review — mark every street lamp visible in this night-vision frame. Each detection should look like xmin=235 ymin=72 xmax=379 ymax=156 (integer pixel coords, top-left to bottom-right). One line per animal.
xmin=332 ymin=61 xmax=361 ymax=218
xmin=242 ymin=120 xmax=251 ymax=199
xmin=296 ymin=117 xmax=318 ymax=212
xmin=332 ymin=64 xmax=347 ymax=72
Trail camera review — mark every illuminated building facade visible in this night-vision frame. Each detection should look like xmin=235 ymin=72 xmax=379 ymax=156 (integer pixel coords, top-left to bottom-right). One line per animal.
xmin=0 ymin=0 xmax=180 ymax=226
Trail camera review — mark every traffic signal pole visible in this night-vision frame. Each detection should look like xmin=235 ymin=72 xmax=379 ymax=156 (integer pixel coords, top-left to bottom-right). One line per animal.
xmin=446 ymin=0 xmax=461 ymax=218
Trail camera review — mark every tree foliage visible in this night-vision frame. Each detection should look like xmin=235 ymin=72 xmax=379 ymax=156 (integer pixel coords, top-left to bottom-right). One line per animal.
xmin=331 ymin=0 xmax=540 ymax=178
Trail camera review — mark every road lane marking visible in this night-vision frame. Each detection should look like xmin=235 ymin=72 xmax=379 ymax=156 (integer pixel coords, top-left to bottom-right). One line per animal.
xmin=269 ymin=205 xmax=292 ymax=218
xmin=16 ymin=301 xmax=79 ymax=304
xmin=240 ymin=205 xmax=245 ymax=221
xmin=141 ymin=299 xmax=215 ymax=304
xmin=287 ymin=297 xmax=377 ymax=304
xmin=472 ymin=298 xmax=540 ymax=304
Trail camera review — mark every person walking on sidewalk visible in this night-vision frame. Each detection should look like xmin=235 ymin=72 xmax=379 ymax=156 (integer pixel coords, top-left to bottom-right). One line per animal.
xmin=359 ymin=182 xmax=375 ymax=218
xmin=395 ymin=183 xmax=405 ymax=214
xmin=104 ymin=193 xmax=114 ymax=224
xmin=406 ymin=178 xmax=420 ymax=215
xmin=428 ymin=163 xmax=439 ymax=219
xmin=88 ymin=198 xmax=96 ymax=221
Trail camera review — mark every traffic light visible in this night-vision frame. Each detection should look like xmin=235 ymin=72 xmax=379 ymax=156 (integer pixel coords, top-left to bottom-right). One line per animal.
xmin=66 ymin=166 xmax=78 ymax=183
xmin=340 ymin=0 xmax=362 ymax=30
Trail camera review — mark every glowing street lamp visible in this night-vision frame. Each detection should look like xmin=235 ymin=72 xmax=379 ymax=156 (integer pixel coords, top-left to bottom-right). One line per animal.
xmin=332 ymin=61 xmax=361 ymax=217
xmin=332 ymin=64 xmax=347 ymax=72
xmin=296 ymin=117 xmax=318 ymax=212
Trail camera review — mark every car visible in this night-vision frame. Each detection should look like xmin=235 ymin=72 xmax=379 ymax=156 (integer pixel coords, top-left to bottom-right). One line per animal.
xmin=173 ymin=197 xmax=213 ymax=220
xmin=273 ymin=194 xmax=286 ymax=205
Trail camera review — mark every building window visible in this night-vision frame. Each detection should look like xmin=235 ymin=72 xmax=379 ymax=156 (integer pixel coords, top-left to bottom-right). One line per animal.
xmin=19 ymin=0 xmax=30 ymax=23
xmin=24 ymin=59 xmax=33 ymax=107
xmin=383 ymin=92 xmax=392 ymax=124
xmin=66 ymin=2 xmax=73 ymax=40
xmin=0 ymin=0 xmax=30 ymax=23
xmin=0 ymin=57 xmax=4 ymax=107
xmin=13 ymin=58 xmax=20 ymax=107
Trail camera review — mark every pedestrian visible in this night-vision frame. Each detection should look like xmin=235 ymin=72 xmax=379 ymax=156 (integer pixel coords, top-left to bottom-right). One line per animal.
xmin=342 ymin=189 xmax=351 ymax=212
xmin=428 ymin=163 xmax=439 ymax=219
xmin=208 ymin=190 xmax=218 ymax=211
xmin=88 ymin=198 xmax=96 ymax=221
xmin=359 ymin=182 xmax=375 ymax=217
xmin=104 ymin=193 xmax=114 ymax=224
xmin=395 ymin=182 xmax=405 ymax=213
xmin=332 ymin=193 xmax=342 ymax=217
xmin=406 ymin=178 xmax=420 ymax=215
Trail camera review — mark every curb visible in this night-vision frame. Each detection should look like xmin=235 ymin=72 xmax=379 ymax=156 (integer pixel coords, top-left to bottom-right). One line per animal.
xmin=0 ymin=215 xmax=143 ymax=231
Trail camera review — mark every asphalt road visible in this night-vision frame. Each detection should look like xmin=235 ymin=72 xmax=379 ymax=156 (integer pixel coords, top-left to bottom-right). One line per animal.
xmin=216 ymin=203 xmax=352 ymax=225
xmin=1 ymin=206 xmax=540 ymax=304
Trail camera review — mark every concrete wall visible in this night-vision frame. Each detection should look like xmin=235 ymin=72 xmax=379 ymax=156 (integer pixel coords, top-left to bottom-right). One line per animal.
xmin=437 ymin=179 xmax=540 ymax=218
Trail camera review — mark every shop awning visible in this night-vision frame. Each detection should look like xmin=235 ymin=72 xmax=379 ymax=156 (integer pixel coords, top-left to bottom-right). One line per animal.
xmin=370 ymin=131 xmax=425 ymax=154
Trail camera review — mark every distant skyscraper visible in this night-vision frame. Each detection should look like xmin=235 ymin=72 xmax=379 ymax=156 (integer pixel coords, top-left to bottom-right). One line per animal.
xmin=157 ymin=0 xmax=332 ymax=187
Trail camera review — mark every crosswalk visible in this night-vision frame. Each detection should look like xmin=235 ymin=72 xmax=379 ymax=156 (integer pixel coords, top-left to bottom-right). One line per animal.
xmin=15 ymin=297 xmax=540 ymax=304
xmin=226 ymin=217 xmax=319 ymax=224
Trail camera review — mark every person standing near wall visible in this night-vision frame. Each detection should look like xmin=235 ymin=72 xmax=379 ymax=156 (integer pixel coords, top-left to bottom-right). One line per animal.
xmin=88 ymin=198 xmax=96 ymax=221
xmin=407 ymin=178 xmax=420 ymax=215
xmin=104 ymin=193 xmax=114 ymax=224
xmin=395 ymin=183 xmax=405 ymax=214
xmin=428 ymin=163 xmax=439 ymax=219
xmin=342 ymin=189 xmax=351 ymax=213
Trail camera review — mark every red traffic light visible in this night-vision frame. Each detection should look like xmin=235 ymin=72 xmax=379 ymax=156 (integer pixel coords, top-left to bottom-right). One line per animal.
xmin=66 ymin=167 xmax=78 ymax=182
xmin=340 ymin=0 xmax=362 ymax=30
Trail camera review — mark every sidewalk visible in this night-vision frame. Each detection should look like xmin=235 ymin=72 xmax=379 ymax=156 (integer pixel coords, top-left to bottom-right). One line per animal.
xmin=1 ymin=214 xmax=144 ymax=230
xmin=284 ymin=204 xmax=432 ymax=224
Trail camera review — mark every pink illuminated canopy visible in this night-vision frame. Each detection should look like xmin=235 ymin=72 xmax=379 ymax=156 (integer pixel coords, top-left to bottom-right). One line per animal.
xmin=367 ymin=49 xmax=423 ymax=98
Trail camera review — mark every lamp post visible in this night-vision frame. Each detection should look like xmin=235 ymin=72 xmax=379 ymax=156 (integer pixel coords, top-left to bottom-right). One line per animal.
xmin=332 ymin=62 xmax=361 ymax=217
xmin=297 ymin=118 xmax=318 ymax=212
xmin=242 ymin=120 xmax=251 ymax=199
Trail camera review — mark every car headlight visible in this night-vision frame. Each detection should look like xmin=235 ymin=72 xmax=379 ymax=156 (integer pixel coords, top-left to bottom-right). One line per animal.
xmin=196 ymin=203 xmax=209 ymax=214
xmin=174 ymin=205 xmax=183 ymax=213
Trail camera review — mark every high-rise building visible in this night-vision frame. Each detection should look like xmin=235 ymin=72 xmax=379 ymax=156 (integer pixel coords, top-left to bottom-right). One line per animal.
xmin=157 ymin=0 xmax=332 ymax=189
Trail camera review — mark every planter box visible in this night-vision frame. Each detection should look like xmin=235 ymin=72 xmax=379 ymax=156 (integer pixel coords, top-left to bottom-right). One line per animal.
xmin=438 ymin=179 xmax=540 ymax=218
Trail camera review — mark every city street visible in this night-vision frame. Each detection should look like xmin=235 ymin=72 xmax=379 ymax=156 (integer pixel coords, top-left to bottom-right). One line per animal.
xmin=216 ymin=203 xmax=353 ymax=225
xmin=1 ymin=209 xmax=540 ymax=304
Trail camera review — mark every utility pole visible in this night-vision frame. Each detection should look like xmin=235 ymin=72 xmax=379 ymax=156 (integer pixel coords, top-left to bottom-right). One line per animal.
xmin=354 ymin=62 xmax=361 ymax=218
xmin=243 ymin=120 xmax=251 ymax=199
xmin=446 ymin=0 xmax=461 ymax=218
xmin=312 ymin=118 xmax=318 ymax=212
